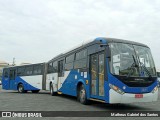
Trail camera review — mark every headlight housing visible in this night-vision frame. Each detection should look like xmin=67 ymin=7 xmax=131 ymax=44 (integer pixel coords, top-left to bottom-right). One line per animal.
xmin=109 ymin=84 xmax=125 ymax=95
xmin=151 ymin=86 xmax=158 ymax=93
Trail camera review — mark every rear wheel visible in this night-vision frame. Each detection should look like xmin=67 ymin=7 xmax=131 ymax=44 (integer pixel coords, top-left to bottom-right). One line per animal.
xmin=78 ymin=85 xmax=89 ymax=105
xmin=18 ymin=84 xmax=27 ymax=93
xmin=32 ymin=90 xmax=40 ymax=93
xmin=50 ymin=83 xmax=57 ymax=96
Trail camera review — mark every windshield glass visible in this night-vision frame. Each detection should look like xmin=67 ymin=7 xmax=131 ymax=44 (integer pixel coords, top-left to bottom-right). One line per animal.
xmin=110 ymin=43 xmax=156 ymax=77
xmin=134 ymin=45 xmax=156 ymax=76
xmin=157 ymin=72 xmax=160 ymax=77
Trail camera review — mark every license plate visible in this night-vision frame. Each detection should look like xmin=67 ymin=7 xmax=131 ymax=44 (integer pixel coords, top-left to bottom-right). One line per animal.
xmin=135 ymin=94 xmax=143 ymax=98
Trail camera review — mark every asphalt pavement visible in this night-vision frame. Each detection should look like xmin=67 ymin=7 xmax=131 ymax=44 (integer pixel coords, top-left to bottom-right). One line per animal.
xmin=0 ymin=85 xmax=160 ymax=120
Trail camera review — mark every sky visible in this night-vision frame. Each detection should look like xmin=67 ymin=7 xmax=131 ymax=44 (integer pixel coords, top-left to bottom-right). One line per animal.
xmin=0 ymin=0 xmax=160 ymax=69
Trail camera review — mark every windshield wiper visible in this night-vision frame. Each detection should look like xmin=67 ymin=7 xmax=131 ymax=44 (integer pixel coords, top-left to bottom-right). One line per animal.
xmin=137 ymin=56 xmax=152 ymax=78
xmin=127 ymin=55 xmax=138 ymax=78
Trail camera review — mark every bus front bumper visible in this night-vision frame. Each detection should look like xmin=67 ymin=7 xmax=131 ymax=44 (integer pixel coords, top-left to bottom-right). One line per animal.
xmin=109 ymin=89 xmax=158 ymax=103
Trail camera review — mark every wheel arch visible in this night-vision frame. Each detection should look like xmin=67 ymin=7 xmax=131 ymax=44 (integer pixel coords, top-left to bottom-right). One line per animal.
xmin=17 ymin=82 xmax=23 ymax=90
xmin=76 ymin=80 xmax=86 ymax=96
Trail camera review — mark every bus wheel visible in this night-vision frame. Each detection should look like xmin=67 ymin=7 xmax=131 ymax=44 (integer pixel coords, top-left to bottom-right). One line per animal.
xmin=32 ymin=90 xmax=40 ymax=93
xmin=50 ymin=84 xmax=56 ymax=96
xmin=18 ymin=84 xmax=26 ymax=93
xmin=79 ymin=85 xmax=89 ymax=105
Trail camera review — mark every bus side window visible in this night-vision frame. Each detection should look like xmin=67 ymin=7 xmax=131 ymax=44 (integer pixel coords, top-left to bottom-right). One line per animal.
xmin=65 ymin=54 xmax=74 ymax=70
xmin=25 ymin=66 xmax=33 ymax=75
xmin=58 ymin=60 xmax=64 ymax=77
xmin=4 ymin=70 xmax=9 ymax=78
xmin=53 ymin=61 xmax=58 ymax=73
xmin=74 ymin=49 xmax=87 ymax=69
xmin=48 ymin=62 xmax=53 ymax=73
xmin=9 ymin=70 xmax=16 ymax=80
xmin=17 ymin=67 xmax=25 ymax=76
xmin=33 ymin=65 xmax=42 ymax=75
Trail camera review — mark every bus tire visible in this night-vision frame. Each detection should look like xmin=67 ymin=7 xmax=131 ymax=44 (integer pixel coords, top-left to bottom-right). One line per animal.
xmin=78 ymin=84 xmax=89 ymax=105
xmin=18 ymin=84 xmax=26 ymax=93
xmin=50 ymin=83 xmax=56 ymax=96
xmin=32 ymin=90 xmax=40 ymax=93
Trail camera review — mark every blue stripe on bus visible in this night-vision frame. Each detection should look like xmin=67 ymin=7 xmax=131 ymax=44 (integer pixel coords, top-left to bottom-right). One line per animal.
xmin=2 ymin=76 xmax=39 ymax=91
xmin=108 ymin=73 xmax=157 ymax=94
xmin=59 ymin=70 xmax=88 ymax=97
xmin=58 ymin=68 xmax=157 ymax=103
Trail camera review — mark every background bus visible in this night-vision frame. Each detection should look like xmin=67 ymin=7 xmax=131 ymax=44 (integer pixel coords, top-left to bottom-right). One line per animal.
xmin=2 ymin=63 xmax=45 ymax=93
xmin=157 ymin=70 xmax=160 ymax=87
xmin=46 ymin=37 xmax=158 ymax=104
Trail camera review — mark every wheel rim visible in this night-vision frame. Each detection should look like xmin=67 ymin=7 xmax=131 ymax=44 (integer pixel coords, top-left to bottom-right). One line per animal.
xmin=80 ymin=89 xmax=85 ymax=103
xmin=19 ymin=85 xmax=23 ymax=92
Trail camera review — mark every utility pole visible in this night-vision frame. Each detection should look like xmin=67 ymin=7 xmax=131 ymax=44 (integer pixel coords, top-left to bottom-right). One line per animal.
xmin=12 ymin=57 xmax=15 ymax=66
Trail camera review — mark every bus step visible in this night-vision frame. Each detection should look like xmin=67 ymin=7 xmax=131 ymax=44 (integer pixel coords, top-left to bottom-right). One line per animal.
xmin=89 ymin=98 xmax=105 ymax=103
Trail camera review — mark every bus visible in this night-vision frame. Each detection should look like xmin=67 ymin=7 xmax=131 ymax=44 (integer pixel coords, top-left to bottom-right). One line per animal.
xmin=1 ymin=37 xmax=158 ymax=104
xmin=2 ymin=63 xmax=45 ymax=93
xmin=157 ymin=70 xmax=160 ymax=87
xmin=46 ymin=37 xmax=158 ymax=104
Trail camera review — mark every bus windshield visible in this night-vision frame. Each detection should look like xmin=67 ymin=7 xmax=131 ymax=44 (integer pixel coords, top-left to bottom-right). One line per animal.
xmin=110 ymin=43 xmax=156 ymax=77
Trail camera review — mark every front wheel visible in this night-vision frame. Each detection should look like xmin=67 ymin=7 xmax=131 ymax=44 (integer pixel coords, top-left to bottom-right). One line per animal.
xmin=18 ymin=84 xmax=27 ymax=93
xmin=78 ymin=85 xmax=89 ymax=105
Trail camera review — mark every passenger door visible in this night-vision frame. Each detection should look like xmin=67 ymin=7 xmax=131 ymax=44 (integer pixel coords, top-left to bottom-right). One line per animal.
xmin=2 ymin=69 xmax=9 ymax=89
xmin=9 ymin=69 xmax=16 ymax=90
xmin=90 ymin=52 xmax=105 ymax=100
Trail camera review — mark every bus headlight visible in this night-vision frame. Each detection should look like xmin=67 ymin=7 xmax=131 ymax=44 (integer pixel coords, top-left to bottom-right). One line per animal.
xmin=151 ymin=86 xmax=158 ymax=93
xmin=109 ymin=84 xmax=125 ymax=95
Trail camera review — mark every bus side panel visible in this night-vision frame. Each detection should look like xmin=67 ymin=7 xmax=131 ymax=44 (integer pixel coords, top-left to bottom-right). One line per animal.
xmin=2 ymin=76 xmax=10 ymax=90
xmin=46 ymin=73 xmax=58 ymax=91
xmin=59 ymin=70 xmax=89 ymax=97
xmin=58 ymin=71 xmax=73 ymax=95
xmin=19 ymin=75 xmax=42 ymax=90
xmin=46 ymin=73 xmax=51 ymax=90
xmin=14 ymin=76 xmax=42 ymax=91
xmin=104 ymin=80 xmax=110 ymax=103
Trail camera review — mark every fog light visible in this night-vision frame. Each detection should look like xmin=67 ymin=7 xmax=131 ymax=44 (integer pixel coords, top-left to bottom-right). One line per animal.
xmin=152 ymin=86 xmax=158 ymax=93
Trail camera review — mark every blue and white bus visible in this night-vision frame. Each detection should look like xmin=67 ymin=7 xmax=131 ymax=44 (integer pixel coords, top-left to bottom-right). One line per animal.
xmin=2 ymin=63 xmax=45 ymax=93
xmin=2 ymin=37 xmax=158 ymax=104
xmin=46 ymin=37 xmax=158 ymax=104
xmin=157 ymin=70 xmax=160 ymax=87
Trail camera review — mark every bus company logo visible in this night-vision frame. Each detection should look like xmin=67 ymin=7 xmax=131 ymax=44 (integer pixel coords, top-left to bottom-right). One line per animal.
xmin=2 ymin=112 xmax=11 ymax=117
xmin=134 ymin=79 xmax=144 ymax=81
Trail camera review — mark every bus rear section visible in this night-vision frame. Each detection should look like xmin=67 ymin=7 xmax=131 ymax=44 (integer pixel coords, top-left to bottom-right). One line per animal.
xmin=2 ymin=63 xmax=45 ymax=93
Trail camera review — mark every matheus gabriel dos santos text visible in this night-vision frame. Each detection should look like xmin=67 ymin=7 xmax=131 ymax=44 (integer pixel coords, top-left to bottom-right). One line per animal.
xmin=111 ymin=112 xmax=159 ymax=117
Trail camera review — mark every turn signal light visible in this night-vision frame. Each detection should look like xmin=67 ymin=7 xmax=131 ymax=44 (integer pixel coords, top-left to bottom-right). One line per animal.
xmin=152 ymin=86 xmax=158 ymax=93
xmin=109 ymin=84 xmax=125 ymax=95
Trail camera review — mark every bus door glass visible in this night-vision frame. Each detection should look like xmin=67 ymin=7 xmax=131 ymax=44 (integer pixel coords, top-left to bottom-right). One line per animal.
xmin=90 ymin=52 xmax=105 ymax=99
xmin=2 ymin=69 xmax=9 ymax=89
xmin=58 ymin=60 xmax=64 ymax=90
xmin=9 ymin=69 xmax=16 ymax=89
